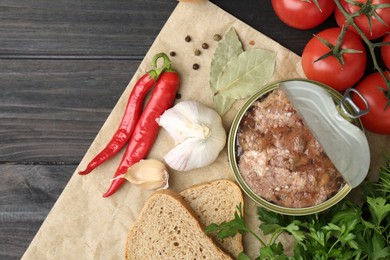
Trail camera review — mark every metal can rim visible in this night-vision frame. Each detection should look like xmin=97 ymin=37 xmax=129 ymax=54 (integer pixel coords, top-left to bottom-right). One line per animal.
xmin=228 ymin=78 xmax=361 ymax=216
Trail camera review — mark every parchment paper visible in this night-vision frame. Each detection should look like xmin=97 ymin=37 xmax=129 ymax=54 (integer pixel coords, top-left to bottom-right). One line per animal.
xmin=22 ymin=1 xmax=390 ymax=259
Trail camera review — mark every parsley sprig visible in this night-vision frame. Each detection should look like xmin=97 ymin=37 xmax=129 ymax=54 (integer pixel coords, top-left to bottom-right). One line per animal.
xmin=206 ymin=155 xmax=390 ymax=259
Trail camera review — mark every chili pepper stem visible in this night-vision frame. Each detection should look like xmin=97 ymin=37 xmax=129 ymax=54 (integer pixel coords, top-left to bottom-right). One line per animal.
xmin=148 ymin=67 xmax=163 ymax=81
xmin=151 ymin=53 xmax=175 ymax=72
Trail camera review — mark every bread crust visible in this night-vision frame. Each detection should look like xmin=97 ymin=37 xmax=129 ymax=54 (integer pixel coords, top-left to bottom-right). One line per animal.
xmin=179 ymin=179 xmax=244 ymax=258
xmin=125 ymin=189 xmax=233 ymax=260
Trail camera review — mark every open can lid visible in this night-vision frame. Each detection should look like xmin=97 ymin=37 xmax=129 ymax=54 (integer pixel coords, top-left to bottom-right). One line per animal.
xmin=280 ymin=80 xmax=370 ymax=188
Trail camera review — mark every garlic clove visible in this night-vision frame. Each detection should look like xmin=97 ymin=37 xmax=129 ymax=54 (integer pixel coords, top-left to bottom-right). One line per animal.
xmin=116 ymin=159 xmax=169 ymax=190
xmin=163 ymin=138 xmax=206 ymax=171
xmin=135 ymin=179 xmax=169 ymax=190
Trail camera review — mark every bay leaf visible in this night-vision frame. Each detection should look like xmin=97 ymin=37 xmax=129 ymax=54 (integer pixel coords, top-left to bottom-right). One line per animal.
xmin=213 ymin=94 xmax=236 ymax=116
xmin=213 ymin=49 xmax=276 ymax=114
xmin=210 ymin=27 xmax=244 ymax=93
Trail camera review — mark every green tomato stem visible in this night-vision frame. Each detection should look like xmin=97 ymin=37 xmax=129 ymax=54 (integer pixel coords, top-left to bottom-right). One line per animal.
xmin=333 ymin=22 xmax=349 ymax=54
xmin=333 ymin=0 xmax=390 ymax=99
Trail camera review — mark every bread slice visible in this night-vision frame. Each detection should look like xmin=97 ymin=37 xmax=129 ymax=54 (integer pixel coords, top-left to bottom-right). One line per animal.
xmin=179 ymin=180 xmax=244 ymax=258
xmin=125 ymin=189 xmax=232 ymax=260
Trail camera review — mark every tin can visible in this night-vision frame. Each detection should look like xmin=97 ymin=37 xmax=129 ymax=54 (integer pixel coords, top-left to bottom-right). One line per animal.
xmin=228 ymin=79 xmax=368 ymax=215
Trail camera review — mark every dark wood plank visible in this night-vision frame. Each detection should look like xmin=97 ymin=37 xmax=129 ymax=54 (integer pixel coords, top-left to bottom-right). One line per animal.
xmin=0 ymin=0 xmax=176 ymax=57
xmin=212 ymin=0 xmax=338 ymax=56
xmin=0 ymin=59 xmax=140 ymax=163
xmin=0 ymin=0 xmax=336 ymax=58
xmin=0 ymin=165 xmax=74 ymax=260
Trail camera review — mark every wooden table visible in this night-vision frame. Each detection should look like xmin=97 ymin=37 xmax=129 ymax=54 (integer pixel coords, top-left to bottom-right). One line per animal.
xmin=0 ymin=1 xmax=349 ymax=259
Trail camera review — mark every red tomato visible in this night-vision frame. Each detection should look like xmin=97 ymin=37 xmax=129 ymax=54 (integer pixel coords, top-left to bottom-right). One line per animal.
xmin=352 ymin=72 xmax=390 ymax=135
xmin=382 ymin=34 xmax=390 ymax=70
xmin=334 ymin=0 xmax=390 ymax=40
xmin=301 ymin=27 xmax=367 ymax=91
xmin=271 ymin=0 xmax=335 ymax=29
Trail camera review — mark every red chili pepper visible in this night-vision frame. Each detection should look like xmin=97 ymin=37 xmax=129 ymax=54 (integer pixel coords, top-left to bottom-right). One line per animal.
xmin=78 ymin=68 xmax=163 ymax=175
xmin=103 ymin=53 xmax=180 ymax=197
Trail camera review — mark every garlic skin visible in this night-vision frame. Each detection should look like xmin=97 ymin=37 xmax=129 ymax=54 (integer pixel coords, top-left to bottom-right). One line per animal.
xmin=157 ymin=101 xmax=226 ymax=171
xmin=117 ymin=159 xmax=169 ymax=190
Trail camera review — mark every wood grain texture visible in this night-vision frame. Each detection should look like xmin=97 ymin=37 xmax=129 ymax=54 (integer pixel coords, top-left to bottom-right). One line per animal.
xmin=0 ymin=165 xmax=74 ymax=260
xmin=0 ymin=1 xmax=177 ymax=259
xmin=0 ymin=0 xmax=176 ymax=57
xmin=0 ymin=59 xmax=140 ymax=163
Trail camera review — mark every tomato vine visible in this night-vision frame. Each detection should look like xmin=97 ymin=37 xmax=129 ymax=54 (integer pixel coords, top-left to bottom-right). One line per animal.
xmin=334 ymin=0 xmax=390 ymax=103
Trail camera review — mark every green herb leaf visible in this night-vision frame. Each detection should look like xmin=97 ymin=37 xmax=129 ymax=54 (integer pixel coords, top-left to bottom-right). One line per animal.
xmin=365 ymin=233 xmax=390 ymax=259
xmin=237 ymin=252 xmax=251 ymax=260
xmin=347 ymin=239 xmax=359 ymax=250
xmin=258 ymin=207 xmax=295 ymax=235
xmin=213 ymin=49 xmax=276 ymax=115
xmin=205 ymin=203 xmax=248 ymax=239
xmin=323 ymin=222 xmax=342 ymax=232
xmin=330 ymin=203 xmax=360 ymax=225
xmin=210 ymin=27 xmax=244 ymax=93
xmin=283 ymin=222 xmax=305 ymax=243
xmin=257 ymin=206 xmax=286 ymax=224
xmin=369 ymin=232 xmax=390 ymax=260
xmin=328 ymin=247 xmax=344 ymax=258
xmin=360 ymin=217 xmax=376 ymax=230
xmin=292 ymin=245 xmax=307 ymax=259
xmin=340 ymin=233 xmax=357 ymax=246
xmin=367 ymin=196 xmax=390 ymax=226
xmin=308 ymin=229 xmax=326 ymax=248
xmin=376 ymin=155 xmax=390 ymax=197
xmin=259 ymin=223 xmax=281 ymax=236
xmin=259 ymin=243 xmax=286 ymax=260
xmin=209 ymin=155 xmax=390 ymax=259
xmin=257 ymin=207 xmax=293 ymax=226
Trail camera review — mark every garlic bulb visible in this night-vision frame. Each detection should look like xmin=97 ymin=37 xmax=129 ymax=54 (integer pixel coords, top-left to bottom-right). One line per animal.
xmin=115 ymin=159 xmax=169 ymax=190
xmin=157 ymin=101 xmax=226 ymax=171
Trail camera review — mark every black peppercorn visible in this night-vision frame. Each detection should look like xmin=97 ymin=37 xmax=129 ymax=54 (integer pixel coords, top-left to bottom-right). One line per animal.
xmin=194 ymin=49 xmax=201 ymax=56
xmin=185 ymin=35 xmax=191 ymax=42
xmin=213 ymin=34 xmax=222 ymax=41
xmin=202 ymin=43 xmax=209 ymax=49
xmin=170 ymin=51 xmax=176 ymax=57
xmin=193 ymin=64 xmax=200 ymax=70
